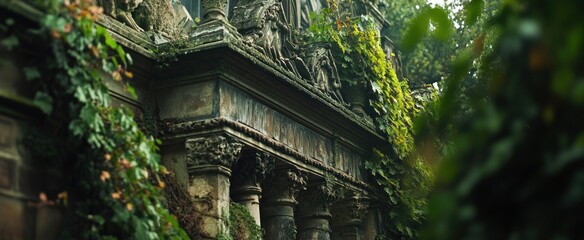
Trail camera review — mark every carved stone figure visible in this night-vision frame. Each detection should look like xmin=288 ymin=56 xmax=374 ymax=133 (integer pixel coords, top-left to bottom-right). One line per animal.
xmin=306 ymin=44 xmax=346 ymax=103
xmin=133 ymin=0 xmax=178 ymax=39
xmin=99 ymin=0 xmax=145 ymax=31
xmin=99 ymin=0 xmax=194 ymax=40
xmin=282 ymin=0 xmax=301 ymax=28
xmin=232 ymin=0 xmax=312 ymax=80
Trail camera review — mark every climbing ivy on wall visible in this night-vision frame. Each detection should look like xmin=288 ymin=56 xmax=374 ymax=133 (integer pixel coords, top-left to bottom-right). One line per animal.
xmin=227 ymin=202 xmax=262 ymax=240
xmin=1 ymin=0 xmax=187 ymax=238
xmin=307 ymin=1 xmax=433 ymax=238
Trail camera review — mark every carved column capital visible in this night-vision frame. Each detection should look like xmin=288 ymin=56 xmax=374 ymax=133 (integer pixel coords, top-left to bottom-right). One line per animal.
xmin=232 ymin=151 xmax=275 ymax=188
xmin=261 ymin=167 xmax=307 ymax=239
xmin=298 ymin=182 xmax=339 ymax=218
xmin=332 ymin=192 xmax=370 ymax=226
xmin=186 ymin=135 xmax=242 ymax=170
xmin=263 ymin=167 xmax=307 ymax=205
xmin=231 ymin=150 xmax=275 ymax=227
xmin=296 ymin=182 xmax=339 ymax=240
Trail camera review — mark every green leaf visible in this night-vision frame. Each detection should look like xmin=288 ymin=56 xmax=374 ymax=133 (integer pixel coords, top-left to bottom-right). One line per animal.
xmin=428 ymin=8 xmax=453 ymax=41
xmin=23 ymin=67 xmax=41 ymax=81
xmin=126 ymin=83 xmax=137 ymax=99
xmin=33 ymin=92 xmax=53 ymax=114
xmin=402 ymin=10 xmax=430 ymax=51
xmin=465 ymin=0 xmax=484 ymax=25
xmin=104 ymin=34 xmax=118 ymax=49
xmin=117 ymin=45 xmax=127 ymax=66
xmin=1 ymin=35 xmax=19 ymax=50
xmin=126 ymin=53 xmax=134 ymax=65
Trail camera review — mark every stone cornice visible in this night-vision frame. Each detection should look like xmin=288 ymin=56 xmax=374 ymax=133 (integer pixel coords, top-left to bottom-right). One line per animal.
xmin=176 ymin=38 xmax=380 ymax=134
xmin=160 ymin=118 xmax=376 ymax=193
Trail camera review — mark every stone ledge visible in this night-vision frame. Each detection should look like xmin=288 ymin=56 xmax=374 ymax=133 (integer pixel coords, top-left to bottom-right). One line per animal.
xmin=160 ymin=118 xmax=376 ymax=194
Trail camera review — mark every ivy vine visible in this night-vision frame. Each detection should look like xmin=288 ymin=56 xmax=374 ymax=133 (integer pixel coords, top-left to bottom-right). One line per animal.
xmin=307 ymin=0 xmax=433 ymax=238
xmin=227 ymin=202 xmax=262 ymax=240
xmin=2 ymin=0 xmax=188 ymax=238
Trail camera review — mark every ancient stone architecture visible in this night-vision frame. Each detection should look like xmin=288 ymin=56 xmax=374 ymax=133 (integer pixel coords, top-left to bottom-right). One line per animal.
xmin=0 ymin=0 xmax=404 ymax=239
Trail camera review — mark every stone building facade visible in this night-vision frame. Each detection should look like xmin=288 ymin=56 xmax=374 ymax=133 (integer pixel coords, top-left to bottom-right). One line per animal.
xmin=0 ymin=0 xmax=403 ymax=239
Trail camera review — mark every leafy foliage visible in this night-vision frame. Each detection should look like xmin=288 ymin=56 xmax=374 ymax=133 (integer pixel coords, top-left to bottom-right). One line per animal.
xmin=227 ymin=202 xmax=262 ymax=240
xmin=1 ymin=0 xmax=188 ymax=238
xmin=414 ymin=0 xmax=584 ymax=239
xmin=383 ymin=0 xmax=499 ymax=87
xmin=307 ymin=1 xmax=432 ymax=238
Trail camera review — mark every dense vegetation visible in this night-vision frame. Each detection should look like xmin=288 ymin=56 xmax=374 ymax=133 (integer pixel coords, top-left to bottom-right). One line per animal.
xmin=307 ymin=1 xmax=431 ymax=238
xmin=414 ymin=0 xmax=584 ymax=239
xmin=2 ymin=0 xmax=583 ymax=239
xmin=1 ymin=0 xmax=187 ymax=238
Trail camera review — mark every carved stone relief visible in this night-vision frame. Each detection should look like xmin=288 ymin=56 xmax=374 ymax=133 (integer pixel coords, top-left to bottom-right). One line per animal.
xmin=231 ymin=0 xmax=312 ymax=81
xmin=185 ymin=135 xmax=242 ymax=168
xmin=262 ymin=167 xmax=307 ymax=202
xmin=332 ymin=192 xmax=370 ymax=225
xmin=99 ymin=0 xmax=195 ymax=41
xmin=99 ymin=0 xmax=145 ymax=31
xmin=305 ymin=43 xmax=346 ymax=104
xmin=231 ymin=151 xmax=275 ymax=188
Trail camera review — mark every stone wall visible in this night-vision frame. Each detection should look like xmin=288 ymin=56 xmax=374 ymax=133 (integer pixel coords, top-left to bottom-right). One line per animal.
xmin=0 ymin=0 xmax=393 ymax=238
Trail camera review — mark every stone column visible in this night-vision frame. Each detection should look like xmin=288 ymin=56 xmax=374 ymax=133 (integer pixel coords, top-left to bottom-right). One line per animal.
xmin=296 ymin=183 xmax=337 ymax=240
xmin=331 ymin=193 xmax=370 ymax=240
xmin=261 ymin=167 xmax=307 ymax=240
xmin=186 ymin=135 xmax=242 ymax=239
xmin=201 ymin=0 xmax=228 ymax=22
xmin=362 ymin=203 xmax=384 ymax=240
xmin=231 ymin=151 xmax=274 ymax=226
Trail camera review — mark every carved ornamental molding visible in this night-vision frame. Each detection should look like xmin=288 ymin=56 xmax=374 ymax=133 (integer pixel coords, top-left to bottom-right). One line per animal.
xmin=232 ymin=151 xmax=275 ymax=188
xmin=332 ymin=192 xmax=370 ymax=225
xmin=231 ymin=0 xmax=313 ymax=80
xmin=263 ymin=167 xmax=307 ymax=204
xmin=305 ymin=43 xmax=347 ymax=104
xmin=298 ymin=182 xmax=340 ymax=218
xmin=186 ymin=135 xmax=242 ymax=168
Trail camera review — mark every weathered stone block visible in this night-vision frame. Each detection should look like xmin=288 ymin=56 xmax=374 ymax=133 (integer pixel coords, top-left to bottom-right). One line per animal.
xmin=0 ymin=196 xmax=24 ymax=240
xmin=188 ymin=165 xmax=231 ymax=238
xmin=0 ymin=116 xmax=18 ymax=154
xmin=0 ymin=158 xmax=13 ymax=190
xmin=35 ymin=206 xmax=63 ymax=240
xmin=158 ymin=81 xmax=216 ymax=120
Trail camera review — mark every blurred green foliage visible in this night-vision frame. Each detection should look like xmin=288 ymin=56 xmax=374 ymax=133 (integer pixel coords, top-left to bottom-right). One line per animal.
xmin=414 ymin=0 xmax=584 ymax=239
xmin=383 ymin=0 xmax=499 ymax=87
